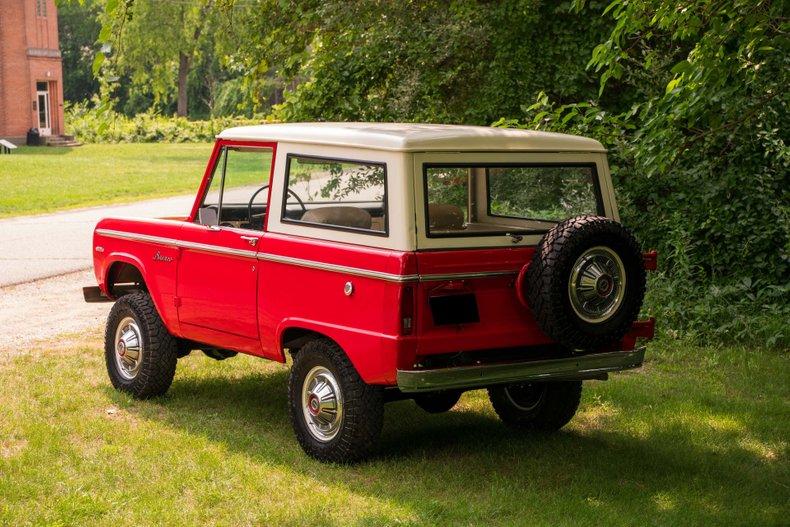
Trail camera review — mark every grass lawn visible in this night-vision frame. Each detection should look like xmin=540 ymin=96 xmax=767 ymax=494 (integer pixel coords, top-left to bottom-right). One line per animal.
xmin=0 ymin=144 xmax=214 ymax=217
xmin=0 ymin=337 xmax=787 ymax=526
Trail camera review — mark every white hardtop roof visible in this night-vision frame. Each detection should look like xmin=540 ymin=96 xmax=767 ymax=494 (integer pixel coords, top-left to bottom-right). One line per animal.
xmin=217 ymin=122 xmax=606 ymax=152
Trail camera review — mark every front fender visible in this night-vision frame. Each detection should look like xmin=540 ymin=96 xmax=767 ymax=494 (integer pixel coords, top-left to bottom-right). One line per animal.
xmin=100 ymin=251 xmax=180 ymax=336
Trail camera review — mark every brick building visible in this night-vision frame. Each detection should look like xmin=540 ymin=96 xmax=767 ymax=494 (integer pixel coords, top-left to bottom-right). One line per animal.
xmin=0 ymin=0 xmax=65 ymax=143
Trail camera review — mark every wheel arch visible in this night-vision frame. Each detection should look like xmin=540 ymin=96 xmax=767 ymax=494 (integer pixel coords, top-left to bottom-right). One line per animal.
xmin=280 ymin=325 xmax=335 ymax=357
xmin=101 ymin=254 xmax=173 ymax=333
xmin=274 ymin=319 xmax=399 ymax=385
xmin=105 ymin=259 xmax=148 ymax=295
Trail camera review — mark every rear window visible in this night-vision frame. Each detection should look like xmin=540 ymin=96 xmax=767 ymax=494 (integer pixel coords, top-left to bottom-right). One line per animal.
xmin=424 ymin=163 xmax=602 ymax=237
xmin=282 ymin=154 xmax=387 ymax=235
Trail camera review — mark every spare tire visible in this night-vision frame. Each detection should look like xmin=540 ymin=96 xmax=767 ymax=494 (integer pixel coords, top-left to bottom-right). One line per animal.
xmin=524 ymin=215 xmax=646 ymax=350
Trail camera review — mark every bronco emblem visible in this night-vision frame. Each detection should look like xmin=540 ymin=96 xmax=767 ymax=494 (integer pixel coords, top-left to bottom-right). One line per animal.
xmin=153 ymin=251 xmax=174 ymax=263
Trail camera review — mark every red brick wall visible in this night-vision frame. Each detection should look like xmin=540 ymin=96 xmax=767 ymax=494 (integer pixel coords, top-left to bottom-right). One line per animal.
xmin=0 ymin=0 xmax=65 ymax=141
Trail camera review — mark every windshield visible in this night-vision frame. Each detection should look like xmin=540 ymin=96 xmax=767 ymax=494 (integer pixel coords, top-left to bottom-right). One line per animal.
xmin=424 ymin=163 xmax=602 ymax=237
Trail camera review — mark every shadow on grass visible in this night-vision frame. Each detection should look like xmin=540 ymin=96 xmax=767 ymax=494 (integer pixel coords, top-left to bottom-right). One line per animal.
xmin=117 ymin=359 xmax=786 ymax=525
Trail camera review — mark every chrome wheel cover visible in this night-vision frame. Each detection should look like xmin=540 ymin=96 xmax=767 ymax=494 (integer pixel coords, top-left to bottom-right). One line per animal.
xmin=504 ymin=382 xmax=545 ymax=411
xmin=114 ymin=316 xmax=143 ymax=380
xmin=301 ymin=366 xmax=344 ymax=442
xmin=568 ymin=246 xmax=626 ymax=323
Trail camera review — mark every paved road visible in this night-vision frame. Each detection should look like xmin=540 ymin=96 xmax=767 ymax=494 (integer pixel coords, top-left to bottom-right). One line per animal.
xmin=0 ymin=196 xmax=194 ymax=353
xmin=0 ymin=195 xmax=195 ymax=287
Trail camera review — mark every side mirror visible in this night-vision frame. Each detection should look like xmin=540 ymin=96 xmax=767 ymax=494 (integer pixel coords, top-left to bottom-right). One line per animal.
xmin=198 ymin=206 xmax=219 ymax=228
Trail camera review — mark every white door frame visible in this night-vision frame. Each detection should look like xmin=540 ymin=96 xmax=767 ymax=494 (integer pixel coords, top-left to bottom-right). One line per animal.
xmin=36 ymin=83 xmax=51 ymax=136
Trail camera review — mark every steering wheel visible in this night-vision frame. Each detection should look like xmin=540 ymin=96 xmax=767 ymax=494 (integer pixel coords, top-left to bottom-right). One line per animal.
xmin=247 ymin=185 xmax=307 ymax=226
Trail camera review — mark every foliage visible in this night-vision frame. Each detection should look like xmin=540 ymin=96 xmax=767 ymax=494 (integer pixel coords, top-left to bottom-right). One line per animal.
xmin=65 ymin=103 xmax=264 ymax=143
xmin=92 ymin=0 xmax=267 ymax=118
xmin=57 ymin=0 xmax=102 ymax=103
xmin=493 ymin=0 xmax=788 ymax=346
xmin=226 ymin=1 xmax=610 ymax=124
xmin=646 ymin=273 xmax=789 ymax=348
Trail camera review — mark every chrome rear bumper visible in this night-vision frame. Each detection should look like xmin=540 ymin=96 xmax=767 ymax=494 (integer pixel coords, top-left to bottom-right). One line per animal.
xmin=396 ymin=347 xmax=645 ymax=393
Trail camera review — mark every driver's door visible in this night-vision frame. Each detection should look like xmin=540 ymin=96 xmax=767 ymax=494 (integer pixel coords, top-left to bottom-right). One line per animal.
xmin=176 ymin=144 xmax=274 ymax=349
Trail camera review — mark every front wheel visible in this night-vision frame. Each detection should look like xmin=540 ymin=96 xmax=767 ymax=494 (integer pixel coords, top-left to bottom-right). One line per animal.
xmin=487 ymin=381 xmax=582 ymax=431
xmin=288 ymin=339 xmax=384 ymax=463
xmin=105 ymin=292 xmax=178 ymax=399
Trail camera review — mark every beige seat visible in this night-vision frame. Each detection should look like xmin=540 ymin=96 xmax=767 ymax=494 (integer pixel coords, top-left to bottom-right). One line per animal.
xmin=301 ymin=206 xmax=373 ymax=229
xmin=428 ymin=203 xmax=465 ymax=230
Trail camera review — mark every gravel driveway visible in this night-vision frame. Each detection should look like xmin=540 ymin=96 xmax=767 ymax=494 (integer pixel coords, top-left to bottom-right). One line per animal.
xmin=0 ymin=195 xmax=194 ymax=354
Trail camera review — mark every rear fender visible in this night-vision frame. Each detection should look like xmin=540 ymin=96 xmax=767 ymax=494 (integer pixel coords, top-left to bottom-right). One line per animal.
xmin=275 ymin=318 xmax=402 ymax=385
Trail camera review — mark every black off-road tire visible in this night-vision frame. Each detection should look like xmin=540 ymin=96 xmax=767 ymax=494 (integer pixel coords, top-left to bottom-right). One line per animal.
xmin=525 ymin=215 xmax=646 ymax=350
xmin=105 ymin=292 xmax=178 ymax=399
xmin=413 ymin=391 xmax=463 ymax=414
xmin=288 ymin=339 xmax=384 ymax=463
xmin=488 ymin=381 xmax=582 ymax=431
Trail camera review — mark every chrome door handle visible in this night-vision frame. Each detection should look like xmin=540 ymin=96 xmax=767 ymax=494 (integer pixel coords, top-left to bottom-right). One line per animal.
xmin=240 ymin=235 xmax=259 ymax=247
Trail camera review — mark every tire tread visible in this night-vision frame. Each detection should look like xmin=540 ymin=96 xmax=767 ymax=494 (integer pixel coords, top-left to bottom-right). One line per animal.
xmin=105 ymin=292 xmax=177 ymax=399
xmin=288 ymin=338 xmax=384 ymax=463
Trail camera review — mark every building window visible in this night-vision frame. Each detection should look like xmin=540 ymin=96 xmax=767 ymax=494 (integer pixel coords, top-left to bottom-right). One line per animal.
xmin=36 ymin=0 xmax=47 ymax=17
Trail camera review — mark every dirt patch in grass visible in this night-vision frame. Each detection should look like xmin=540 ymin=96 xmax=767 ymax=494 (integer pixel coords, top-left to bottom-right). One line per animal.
xmin=1 ymin=438 xmax=28 ymax=459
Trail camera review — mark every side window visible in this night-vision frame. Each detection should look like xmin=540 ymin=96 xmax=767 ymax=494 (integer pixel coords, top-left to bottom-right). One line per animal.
xmin=281 ymin=155 xmax=387 ymax=235
xmin=197 ymin=146 xmax=273 ymax=230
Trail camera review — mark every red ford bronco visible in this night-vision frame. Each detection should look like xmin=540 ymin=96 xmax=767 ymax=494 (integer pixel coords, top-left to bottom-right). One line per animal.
xmin=84 ymin=123 xmax=656 ymax=462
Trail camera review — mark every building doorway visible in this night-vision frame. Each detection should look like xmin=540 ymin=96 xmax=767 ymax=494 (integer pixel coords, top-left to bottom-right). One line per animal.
xmin=36 ymin=82 xmax=51 ymax=136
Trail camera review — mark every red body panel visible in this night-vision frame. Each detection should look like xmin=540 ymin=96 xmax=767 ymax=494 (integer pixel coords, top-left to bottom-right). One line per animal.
xmin=93 ymin=217 xmax=183 ymax=335
xmin=258 ymin=232 xmax=417 ymax=383
xmin=176 ymin=223 xmax=261 ymax=342
xmin=413 ymin=247 xmax=551 ymax=357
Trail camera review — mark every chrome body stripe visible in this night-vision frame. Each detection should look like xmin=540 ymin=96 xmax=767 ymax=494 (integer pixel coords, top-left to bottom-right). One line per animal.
xmin=257 ymin=253 xmax=419 ymax=283
xmin=96 ymin=228 xmax=258 ymax=260
xmin=96 ymin=228 xmax=518 ymax=282
xmin=96 ymin=228 xmax=179 ymax=247
xmin=419 ymin=270 xmax=517 ymax=281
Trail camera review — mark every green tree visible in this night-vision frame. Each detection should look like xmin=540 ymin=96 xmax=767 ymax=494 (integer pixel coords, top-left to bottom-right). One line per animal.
xmin=226 ymin=0 xmax=612 ymax=124
xmin=98 ymin=0 xmax=219 ymax=116
xmin=57 ymin=0 xmax=101 ymax=102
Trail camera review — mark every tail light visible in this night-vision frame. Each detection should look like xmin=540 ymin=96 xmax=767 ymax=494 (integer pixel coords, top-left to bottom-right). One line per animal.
xmin=399 ymin=285 xmax=415 ymax=335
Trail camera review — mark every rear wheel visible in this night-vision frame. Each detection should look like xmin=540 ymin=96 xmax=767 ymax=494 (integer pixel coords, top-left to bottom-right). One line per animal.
xmin=488 ymin=381 xmax=582 ymax=431
xmin=105 ymin=292 xmax=178 ymax=399
xmin=414 ymin=390 xmax=463 ymax=414
xmin=288 ymin=339 xmax=384 ymax=463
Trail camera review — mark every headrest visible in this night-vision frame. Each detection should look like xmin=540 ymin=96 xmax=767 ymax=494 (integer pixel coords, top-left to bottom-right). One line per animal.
xmin=301 ymin=206 xmax=372 ymax=229
xmin=428 ymin=203 xmax=465 ymax=230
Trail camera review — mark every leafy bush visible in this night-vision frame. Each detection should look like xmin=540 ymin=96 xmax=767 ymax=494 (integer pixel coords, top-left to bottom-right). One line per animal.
xmin=66 ymin=103 xmax=267 ymax=143
xmin=495 ymin=0 xmax=789 ymax=347
xmin=646 ymin=274 xmax=789 ymax=348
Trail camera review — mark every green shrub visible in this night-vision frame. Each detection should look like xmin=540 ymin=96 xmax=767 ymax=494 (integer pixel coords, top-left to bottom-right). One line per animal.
xmin=646 ymin=273 xmax=789 ymax=348
xmin=65 ymin=103 xmax=269 ymax=143
xmin=493 ymin=0 xmax=788 ymax=348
